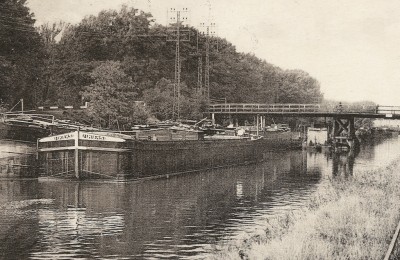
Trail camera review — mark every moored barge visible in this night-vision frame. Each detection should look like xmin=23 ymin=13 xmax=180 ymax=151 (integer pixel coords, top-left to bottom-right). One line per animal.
xmin=0 ymin=113 xmax=54 ymax=142
xmin=0 ymin=112 xmax=101 ymax=142
xmin=37 ymin=129 xmax=263 ymax=181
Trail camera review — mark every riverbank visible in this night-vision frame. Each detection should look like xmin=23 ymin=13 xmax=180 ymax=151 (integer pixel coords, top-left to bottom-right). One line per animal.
xmin=211 ymin=157 xmax=400 ymax=259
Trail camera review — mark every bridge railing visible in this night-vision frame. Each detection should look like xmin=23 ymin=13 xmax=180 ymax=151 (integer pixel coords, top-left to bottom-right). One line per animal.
xmin=208 ymin=103 xmax=321 ymax=113
xmin=318 ymin=104 xmax=378 ymax=113
xmin=377 ymin=106 xmax=400 ymax=115
xmin=208 ymin=103 xmax=379 ymax=114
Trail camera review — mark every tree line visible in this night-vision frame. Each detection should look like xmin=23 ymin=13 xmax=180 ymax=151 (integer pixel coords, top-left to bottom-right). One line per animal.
xmin=0 ymin=1 xmax=324 ymax=129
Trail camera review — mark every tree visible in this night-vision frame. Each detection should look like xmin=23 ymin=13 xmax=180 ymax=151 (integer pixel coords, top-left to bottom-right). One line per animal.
xmin=37 ymin=21 xmax=69 ymax=103
xmin=276 ymin=70 xmax=322 ymax=103
xmin=180 ymin=90 xmax=209 ymax=120
xmin=142 ymin=78 xmax=175 ymax=120
xmin=82 ymin=61 xmax=149 ymax=128
xmin=27 ymin=4 xmax=325 ymax=123
xmin=143 ymin=78 xmax=208 ymax=121
xmin=0 ymin=0 xmax=44 ymax=107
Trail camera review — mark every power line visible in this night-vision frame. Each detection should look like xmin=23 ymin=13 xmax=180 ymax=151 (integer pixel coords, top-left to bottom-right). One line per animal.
xmin=0 ymin=18 xmax=34 ymax=29
xmin=0 ymin=6 xmax=37 ymax=24
xmin=0 ymin=6 xmax=33 ymax=15
xmin=0 ymin=23 xmax=37 ymax=33
xmin=0 ymin=14 xmax=34 ymax=24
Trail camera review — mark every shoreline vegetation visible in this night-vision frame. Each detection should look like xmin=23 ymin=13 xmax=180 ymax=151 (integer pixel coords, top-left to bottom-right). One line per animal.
xmin=211 ymin=158 xmax=400 ymax=259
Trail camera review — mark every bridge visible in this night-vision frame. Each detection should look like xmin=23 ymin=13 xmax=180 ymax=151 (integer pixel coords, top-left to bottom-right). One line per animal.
xmin=208 ymin=103 xmax=400 ymax=119
xmin=207 ymin=103 xmax=400 ymax=149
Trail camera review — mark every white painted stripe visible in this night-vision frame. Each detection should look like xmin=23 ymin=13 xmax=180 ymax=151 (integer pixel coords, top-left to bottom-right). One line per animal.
xmin=38 ymin=146 xmax=130 ymax=152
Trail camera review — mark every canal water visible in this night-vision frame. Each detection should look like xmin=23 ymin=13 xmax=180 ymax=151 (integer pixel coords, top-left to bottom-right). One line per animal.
xmin=0 ymin=136 xmax=399 ymax=259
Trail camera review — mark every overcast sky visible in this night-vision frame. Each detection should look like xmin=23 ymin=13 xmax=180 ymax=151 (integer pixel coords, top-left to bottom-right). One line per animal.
xmin=27 ymin=0 xmax=400 ymax=105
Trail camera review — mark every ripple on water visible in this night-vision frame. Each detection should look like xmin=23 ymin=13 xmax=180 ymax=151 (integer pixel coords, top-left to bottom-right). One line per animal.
xmin=2 ymin=138 xmax=400 ymax=259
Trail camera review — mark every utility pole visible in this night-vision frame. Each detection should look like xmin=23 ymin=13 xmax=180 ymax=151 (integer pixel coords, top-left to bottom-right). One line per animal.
xmin=167 ymin=7 xmax=190 ymax=120
xmin=199 ymin=22 xmax=217 ymax=102
xmin=175 ymin=11 xmax=181 ymax=119
xmin=205 ymin=25 xmax=210 ymax=101
xmin=196 ymin=32 xmax=203 ymax=92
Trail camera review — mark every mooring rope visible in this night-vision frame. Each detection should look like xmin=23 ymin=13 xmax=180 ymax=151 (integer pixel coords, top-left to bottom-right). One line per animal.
xmin=46 ymin=170 xmax=75 ymax=177
xmin=81 ymin=170 xmax=115 ymax=179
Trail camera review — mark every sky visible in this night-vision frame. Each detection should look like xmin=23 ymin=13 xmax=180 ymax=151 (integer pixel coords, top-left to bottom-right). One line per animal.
xmin=27 ymin=0 xmax=400 ymax=105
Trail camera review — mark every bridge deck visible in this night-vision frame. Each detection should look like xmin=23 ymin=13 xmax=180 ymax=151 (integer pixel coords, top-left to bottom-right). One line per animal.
xmin=208 ymin=103 xmax=400 ymax=119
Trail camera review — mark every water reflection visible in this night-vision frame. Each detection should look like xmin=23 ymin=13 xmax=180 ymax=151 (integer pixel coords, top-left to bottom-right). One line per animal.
xmin=0 ymin=140 xmax=36 ymax=178
xmin=331 ymin=150 xmax=357 ymax=176
xmin=0 ymin=137 xmax=399 ymax=259
xmin=0 ymin=180 xmax=39 ymax=204
xmin=0 ymin=179 xmax=40 ymax=259
xmin=29 ymin=151 xmax=322 ymax=259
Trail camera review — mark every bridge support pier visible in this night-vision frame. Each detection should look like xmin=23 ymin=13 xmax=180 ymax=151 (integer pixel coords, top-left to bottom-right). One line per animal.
xmin=332 ymin=116 xmax=358 ymax=150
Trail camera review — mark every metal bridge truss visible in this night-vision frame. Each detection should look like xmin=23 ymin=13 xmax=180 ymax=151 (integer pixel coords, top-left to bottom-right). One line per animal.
xmin=207 ymin=103 xmax=400 ymax=150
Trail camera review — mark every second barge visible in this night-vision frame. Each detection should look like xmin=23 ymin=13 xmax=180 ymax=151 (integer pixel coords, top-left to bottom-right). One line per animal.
xmin=37 ymin=129 xmax=264 ymax=181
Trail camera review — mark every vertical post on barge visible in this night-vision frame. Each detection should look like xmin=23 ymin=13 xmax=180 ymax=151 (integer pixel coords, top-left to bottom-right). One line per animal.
xmin=74 ymin=128 xmax=80 ymax=179
xmin=256 ymin=114 xmax=259 ymax=136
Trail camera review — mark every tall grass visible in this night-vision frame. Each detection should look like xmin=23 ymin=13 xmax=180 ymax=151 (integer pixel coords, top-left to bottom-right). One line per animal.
xmin=211 ymin=160 xmax=400 ymax=259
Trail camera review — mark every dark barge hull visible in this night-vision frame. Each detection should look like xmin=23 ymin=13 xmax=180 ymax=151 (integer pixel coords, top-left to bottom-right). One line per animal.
xmin=37 ymin=131 xmax=263 ymax=181
xmin=130 ymin=139 xmax=262 ymax=179
xmin=0 ymin=122 xmax=50 ymax=143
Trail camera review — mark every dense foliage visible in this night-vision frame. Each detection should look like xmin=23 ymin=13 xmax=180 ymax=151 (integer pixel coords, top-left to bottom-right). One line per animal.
xmin=82 ymin=61 xmax=149 ymax=128
xmin=1 ymin=3 xmax=324 ymax=127
xmin=0 ymin=0 xmax=44 ymax=107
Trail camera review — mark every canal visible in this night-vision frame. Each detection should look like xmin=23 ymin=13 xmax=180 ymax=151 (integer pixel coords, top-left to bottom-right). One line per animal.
xmin=0 ymin=136 xmax=399 ymax=259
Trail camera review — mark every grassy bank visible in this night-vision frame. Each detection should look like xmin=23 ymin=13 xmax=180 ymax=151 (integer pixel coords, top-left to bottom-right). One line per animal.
xmin=211 ymin=159 xmax=400 ymax=259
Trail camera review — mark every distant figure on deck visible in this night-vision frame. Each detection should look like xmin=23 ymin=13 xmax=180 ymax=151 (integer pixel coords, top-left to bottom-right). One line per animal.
xmin=337 ymin=102 xmax=343 ymax=113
